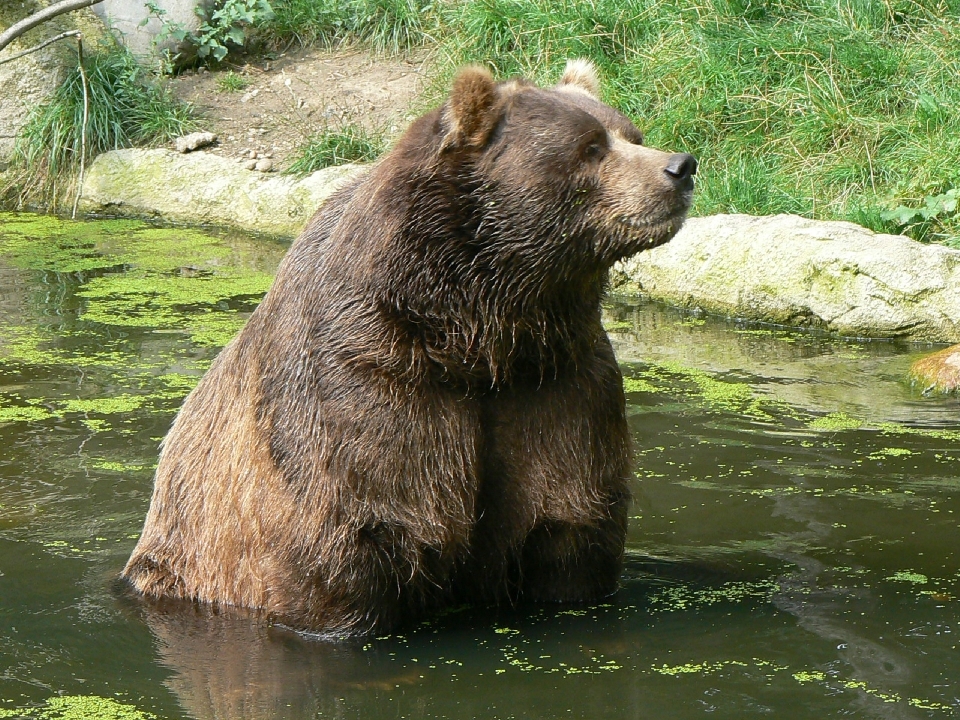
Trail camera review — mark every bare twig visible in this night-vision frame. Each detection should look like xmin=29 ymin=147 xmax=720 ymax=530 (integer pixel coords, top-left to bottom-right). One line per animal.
xmin=0 ymin=0 xmax=103 ymax=55
xmin=0 ymin=29 xmax=80 ymax=66
xmin=72 ymin=36 xmax=89 ymax=219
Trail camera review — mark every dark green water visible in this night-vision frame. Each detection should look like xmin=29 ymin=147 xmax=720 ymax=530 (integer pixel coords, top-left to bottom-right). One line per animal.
xmin=1 ymin=212 xmax=958 ymax=719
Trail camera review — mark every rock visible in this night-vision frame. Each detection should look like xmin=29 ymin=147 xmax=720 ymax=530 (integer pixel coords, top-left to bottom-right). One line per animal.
xmin=243 ymin=159 xmax=258 ymax=170
xmin=79 ymin=148 xmax=364 ymax=237
xmin=909 ymin=344 xmax=960 ymax=394
xmin=0 ymin=3 xmax=108 ymax=167
xmin=0 ymin=49 xmax=65 ymax=168
xmin=254 ymin=158 xmax=273 ymax=172
xmin=175 ymin=131 xmax=217 ymax=153
xmin=90 ymin=0 xmax=215 ymax=66
xmin=613 ymin=214 xmax=960 ymax=343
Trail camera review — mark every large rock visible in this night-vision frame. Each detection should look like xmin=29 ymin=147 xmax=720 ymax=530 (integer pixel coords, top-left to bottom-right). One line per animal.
xmin=0 ymin=2 xmax=107 ymax=168
xmin=613 ymin=214 xmax=960 ymax=343
xmin=0 ymin=49 xmax=64 ymax=169
xmin=78 ymin=148 xmax=364 ymax=236
xmin=91 ymin=0 xmax=213 ymax=63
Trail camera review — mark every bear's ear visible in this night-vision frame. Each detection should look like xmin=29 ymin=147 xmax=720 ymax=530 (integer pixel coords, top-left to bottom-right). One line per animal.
xmin=557 ymin=58 xmax=600 ymax=98
xmin=442 ymin=66 xmax=501 ymax=150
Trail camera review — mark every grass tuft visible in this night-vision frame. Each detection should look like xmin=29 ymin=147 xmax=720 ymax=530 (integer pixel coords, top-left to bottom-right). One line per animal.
xmin=216 ymin=71 xmax=251 ymax=92
xmin=5 ymin=40 xmax=195 ymax=211
xmin=263 ymin=0 xmax=439 ymax=52
xmin=286 ymin=124 xmax=385 ymax=174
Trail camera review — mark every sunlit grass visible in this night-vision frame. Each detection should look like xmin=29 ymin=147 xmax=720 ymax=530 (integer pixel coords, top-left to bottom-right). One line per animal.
xmin=262 ymin=0 xmax=960 ymax=242
xmin=262 ymin=0 xmax=439 ymax=52
xmin=286 ymin=123 xmax=385 ymax=174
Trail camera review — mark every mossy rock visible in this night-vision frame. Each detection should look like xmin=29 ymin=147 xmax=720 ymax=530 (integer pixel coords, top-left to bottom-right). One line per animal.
xmin=909 ymin=344 xmax=960 ymax=394
xmin=79 ymin=148 xmax=364 ymax=238
xmin=613 ymin=214 xmax=960 ymax=342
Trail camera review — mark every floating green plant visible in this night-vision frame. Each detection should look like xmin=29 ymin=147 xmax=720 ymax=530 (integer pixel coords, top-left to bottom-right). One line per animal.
xmin=0 ymin=695 xmax=159 ymax=720
xmin=602 ymin=318 xmax=633 ymax=332
xmin=650 ymin=657 xmax=952 ymax=712
xmin=867 ymin=447 xmax=915 ymax=460
xmin=886 ymin=571 xmax=929 ymax=585
xmin=623 ymin=376 xmax=657 ymax=394
xmin=0 ymin=214 xmax=285 ymax=438
xmin=808 ymin=412 xmax=865 ymax=432
xmin=625 ymin=359 xmax=781 ymax=419
xmin=647 ymin=580 xmax=778 ymax=613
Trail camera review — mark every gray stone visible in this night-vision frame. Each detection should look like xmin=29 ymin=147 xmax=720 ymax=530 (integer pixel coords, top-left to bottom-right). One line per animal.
xmin=612 ymin=213 xmax=960 ymax=343
xmin=91 ymin=0 xmax=214 ymax=64
xmin=174 ymin=131 xmax=217 ymax=153
xmin=0 ymin=2 xmax=107 ymax=167
xmin=254 ymin=157 xmax=273 ymax=172
xmin=0 ymin=46 xmax=66 ymax=167
xmin=78 ymin=148 xmax=364 ymax=237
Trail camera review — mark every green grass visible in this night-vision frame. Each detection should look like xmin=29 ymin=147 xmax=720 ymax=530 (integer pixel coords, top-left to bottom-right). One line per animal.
xmin=5 ymin=40 xmax=195 ymax=210
xmin=262 ymin=0 xmax=960 ymax=245
xmin=216 ymin=70 xmax=251 ymax=92
xmin=286 ymin=124 xmax=386 ymax=174
xmin=262 ymin=0 xmax=439 ymax=52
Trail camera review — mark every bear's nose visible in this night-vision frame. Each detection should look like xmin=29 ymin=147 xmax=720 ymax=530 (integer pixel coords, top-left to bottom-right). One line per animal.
xmin=664 ymin=153 xmax=698 ymax=184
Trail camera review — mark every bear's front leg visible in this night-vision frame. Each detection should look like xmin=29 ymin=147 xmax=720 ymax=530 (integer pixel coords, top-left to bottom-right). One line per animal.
xmin=469 ymin=335 xmax=632 ymax=605
xmin=516 ymin=495 xmax=628 ymax=602
xmin=263 ymin=369 xmax=487 ymax=634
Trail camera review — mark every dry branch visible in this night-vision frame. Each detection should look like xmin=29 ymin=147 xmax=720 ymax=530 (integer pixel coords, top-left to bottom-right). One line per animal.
xmin=0 ymin=29 xmax=80 ymax=66
xmin=0 ymin=0 xmax=103 ymax=55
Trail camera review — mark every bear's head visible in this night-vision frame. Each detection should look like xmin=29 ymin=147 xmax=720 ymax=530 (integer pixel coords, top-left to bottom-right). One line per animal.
xmin=327 ymin=61 xmax=697 ymax=382
xmin=436 ymin=59 xmax=696 ymax=272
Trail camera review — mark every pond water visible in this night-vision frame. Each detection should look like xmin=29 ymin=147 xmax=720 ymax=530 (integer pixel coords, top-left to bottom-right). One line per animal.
xmin=0 ymin=212 xmax=958 ymax=720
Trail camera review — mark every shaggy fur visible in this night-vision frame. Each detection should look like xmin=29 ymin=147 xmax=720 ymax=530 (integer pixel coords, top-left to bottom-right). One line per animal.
xmin=123 ymin=60 xmax=697 ymax=636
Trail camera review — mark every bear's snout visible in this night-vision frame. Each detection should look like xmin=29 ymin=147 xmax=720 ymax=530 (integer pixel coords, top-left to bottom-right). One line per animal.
xmin=664 ymin=153 xmax=697 ymax=190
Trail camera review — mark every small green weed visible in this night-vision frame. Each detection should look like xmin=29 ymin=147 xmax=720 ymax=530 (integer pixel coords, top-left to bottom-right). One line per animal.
xmin=4 ymin=40 xmax=195 ymax=210
xmin=145 ymin=0 xmax=274 ymax=66
xmin=881 ymin=189 xmax=960 ymax=247
xmin=216 ymin=70 xmax=250 ymax=92
xmin=196 ymin=0 xmax=275 ymax=62
xmin=287 ymin=124 xmax=385 ymax=174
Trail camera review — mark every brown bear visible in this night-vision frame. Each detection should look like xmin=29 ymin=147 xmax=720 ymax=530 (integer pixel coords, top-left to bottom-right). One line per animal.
xmin=122 ymin=59 xmax=696 ymax=636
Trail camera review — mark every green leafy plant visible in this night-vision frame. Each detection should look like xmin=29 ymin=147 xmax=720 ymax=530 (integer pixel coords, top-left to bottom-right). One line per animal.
xmin=881 ymin=189 xmax=960 ymax=246
xmin=286 ymin=124 xmax=385 ymax=174
xmin=144 ymin=0 xmax=274 ymax=67
xmin=195 ymin=0 xmax=275 ymax=62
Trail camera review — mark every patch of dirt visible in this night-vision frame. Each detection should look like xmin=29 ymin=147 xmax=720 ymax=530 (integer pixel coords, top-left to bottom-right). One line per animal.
xmin=167 ymin=47 xmax=431 ymax=171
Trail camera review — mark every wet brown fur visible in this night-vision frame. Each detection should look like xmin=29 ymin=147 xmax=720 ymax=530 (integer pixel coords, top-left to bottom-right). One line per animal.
xmin=122 ymin=60 xmax=695 ymax=636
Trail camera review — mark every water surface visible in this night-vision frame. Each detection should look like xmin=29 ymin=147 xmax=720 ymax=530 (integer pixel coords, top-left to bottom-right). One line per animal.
xmin=0 ymin=213 xmax=958 ymax=719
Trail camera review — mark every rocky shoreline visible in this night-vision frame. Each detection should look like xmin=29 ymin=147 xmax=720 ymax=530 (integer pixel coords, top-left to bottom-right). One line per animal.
xmin=78 ymin=148 xmax=362 ymax=237
xmin=77 ymin=147 xmax=960 ymax=348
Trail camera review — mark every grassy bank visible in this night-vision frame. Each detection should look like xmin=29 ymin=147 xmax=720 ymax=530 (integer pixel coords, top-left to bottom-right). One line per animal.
xmin=4 ymin=41 xmax=194 ymax=211
xmin=263 ymin=0 xmax=960 ymax=246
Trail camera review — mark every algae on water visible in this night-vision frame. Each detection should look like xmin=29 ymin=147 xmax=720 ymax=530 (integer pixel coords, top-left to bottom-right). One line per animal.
xmin=0 ymin=213 xmax=286 ymax=441
xmin=0 ymin=695 xmax=159 ymax=720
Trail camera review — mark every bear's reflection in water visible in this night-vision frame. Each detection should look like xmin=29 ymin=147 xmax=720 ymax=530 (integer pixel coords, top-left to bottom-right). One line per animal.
xmin=141 ymin=601 xmax=404 ymax=720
